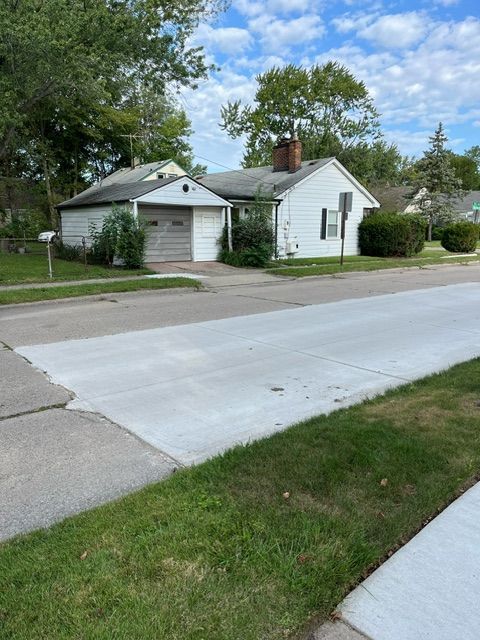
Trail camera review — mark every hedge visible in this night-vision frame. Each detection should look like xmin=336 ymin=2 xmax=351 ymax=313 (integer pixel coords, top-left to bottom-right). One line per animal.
xmin=358 ymin=212 xmax=426 ymax=257
xmin=441 ymin=222 xmax=478 ymax=253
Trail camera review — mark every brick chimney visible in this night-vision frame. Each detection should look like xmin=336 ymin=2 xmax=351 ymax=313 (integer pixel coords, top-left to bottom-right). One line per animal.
xmin=272 ymin=136 xmax=302 ymax=173
xmin=288 ymin=135 xmax=302 ymax=173
xmin=272 ymin=138 xmax=289 ymax=172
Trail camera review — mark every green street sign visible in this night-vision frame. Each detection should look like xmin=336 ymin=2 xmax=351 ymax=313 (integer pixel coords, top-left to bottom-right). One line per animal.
xmin=473 ymin=201 xmax=480 ymax=210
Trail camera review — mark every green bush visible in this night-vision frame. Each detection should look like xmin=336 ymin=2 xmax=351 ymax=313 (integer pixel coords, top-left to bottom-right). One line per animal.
xmin=441 ymin=222 xmax=478 ymax=253
xmin=358 ymin=212 xmax=426 ymax=257
xmin=90 ymin=205 xmax=146 ymax=268
xmin=218 ymin=190 xmax=274 ymax=268
xmin=54 ymin=241 xmax=82 ymax=262
xmin=430 ymin=225 xmax=444 ymax=241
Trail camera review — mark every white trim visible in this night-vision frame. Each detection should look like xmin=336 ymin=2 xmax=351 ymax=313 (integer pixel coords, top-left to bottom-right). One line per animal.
xmin=190 ymin=207 xmax=195 ymax=261
xmin=277 ymin=158 xmax=380 ymax=207
xmin=131 ymin=176 xmax=233 ymax=208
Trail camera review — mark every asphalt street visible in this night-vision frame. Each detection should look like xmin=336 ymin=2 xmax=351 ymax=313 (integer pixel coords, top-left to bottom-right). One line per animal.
xmin=2 ymin=262 xmax=480 ymax=540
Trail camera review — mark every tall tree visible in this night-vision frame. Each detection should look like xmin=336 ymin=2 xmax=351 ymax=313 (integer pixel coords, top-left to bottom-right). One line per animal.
xmin=220 ymin=62 xmax=401 ymax=184
xmin=410 ymin=123 xmax=463 ymax=240
xmin=448 ymin=153 xmax=480 ymax=190
xmin=0 ymin=0 xmax=226 ymax=222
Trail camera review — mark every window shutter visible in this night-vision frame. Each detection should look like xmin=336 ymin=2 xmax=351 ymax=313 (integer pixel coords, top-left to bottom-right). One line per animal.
xmin=321 ymin=208 xmax=327 ymax=239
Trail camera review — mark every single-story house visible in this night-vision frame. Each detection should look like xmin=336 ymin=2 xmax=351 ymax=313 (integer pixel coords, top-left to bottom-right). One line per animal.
xmin=198 ymin=137 xmax=380 ymax=258
xmin=58 ymin=140 xmax=380 ymax=262
xmin=57 ymin=175 xmax=232 ymax=262
xmin=371 ymin=186 xmax=480 ymax=223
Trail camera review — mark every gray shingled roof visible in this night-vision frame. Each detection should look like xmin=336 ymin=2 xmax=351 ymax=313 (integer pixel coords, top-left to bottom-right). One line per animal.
xmin=98 ymin=160 xmax=176 ymax=186
xmin=451 ymin=191 xmax=480 ymax=212
xmin=197 ymin=158 xmax=334 ymax=199
xmin=57 ymin=178 xmax=178 ymax=209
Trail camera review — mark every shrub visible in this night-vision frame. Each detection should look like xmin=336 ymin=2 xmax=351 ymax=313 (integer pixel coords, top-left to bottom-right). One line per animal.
xmin=54 ymin=241 xmax=82 ymax=262
xmin=441 ymin=222 xmax=478 ymax=253
xmin=90 ymin=205 xmax=146 ymax=268
xmin=431 ymin=225 xmax=444 ymax=241
xmin=218 ymin=189 xmax=274 ymax=268
xmin=358 ymin=212 xmax=426 ymax=257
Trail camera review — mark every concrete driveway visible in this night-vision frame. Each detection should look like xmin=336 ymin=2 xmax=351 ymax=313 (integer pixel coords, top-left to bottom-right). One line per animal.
xmin=17 ymin=282 xmax=480 ymax=465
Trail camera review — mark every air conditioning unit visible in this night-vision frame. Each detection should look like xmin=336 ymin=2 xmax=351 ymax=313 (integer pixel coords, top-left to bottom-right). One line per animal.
xmin=286 ymin=240 xmax=299 ymax=255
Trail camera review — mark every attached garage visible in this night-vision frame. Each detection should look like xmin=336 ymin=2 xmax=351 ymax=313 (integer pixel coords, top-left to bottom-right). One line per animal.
xmin=58 ymin=176 xmax=232 ymax=263
xmin=142 ymin=206 xmax=192 ymax=262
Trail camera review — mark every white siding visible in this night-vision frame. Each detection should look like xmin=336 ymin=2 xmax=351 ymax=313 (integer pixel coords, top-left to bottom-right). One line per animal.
xmin=60 ymin=204 xmax=118 ymax=246
xmin=193 ymin=207 xmax=223 ymax=261
xmin=136 ymin=177 xmax=230 ymax=208
xmin=276 ymin=163 xmax=374 ymax=258
xmin=142 ymin=161 xmax=187 ymax=181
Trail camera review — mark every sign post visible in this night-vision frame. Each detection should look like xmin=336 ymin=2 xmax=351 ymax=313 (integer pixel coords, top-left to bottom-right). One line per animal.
xmin=338 ymin=192 xmax=353 ymax=266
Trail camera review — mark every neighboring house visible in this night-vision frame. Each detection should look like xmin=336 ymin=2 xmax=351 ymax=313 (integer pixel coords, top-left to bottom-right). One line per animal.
xmin=372 ymin=186 xmax=480 ymax=222
xmin=57 ymin=176 xmax=231 ymax=262
xmin=198 ymin=138 xmax=380 ymax=258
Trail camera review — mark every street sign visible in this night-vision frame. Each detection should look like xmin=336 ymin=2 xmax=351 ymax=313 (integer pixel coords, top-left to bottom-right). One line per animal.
xmin=339 ymin=192 xmax=353 ymax=213
xmin=472 ymin=201 xmax=480 ymax=211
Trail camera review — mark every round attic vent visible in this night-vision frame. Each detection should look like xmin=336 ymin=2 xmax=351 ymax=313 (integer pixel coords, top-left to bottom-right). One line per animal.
xmin=182 ymin=183 xmax=190 ymax=193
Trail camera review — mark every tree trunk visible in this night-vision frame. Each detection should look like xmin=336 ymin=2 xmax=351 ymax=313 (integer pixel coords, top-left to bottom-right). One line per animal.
xmin=42 ymin=156 xmax=57 ymax=228
xmin=427 ymin=219 xmax=433 ymax=242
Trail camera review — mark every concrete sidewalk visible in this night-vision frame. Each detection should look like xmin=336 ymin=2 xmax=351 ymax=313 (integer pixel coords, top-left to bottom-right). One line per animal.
xmin=317 ymin=481 xmax=480 ymax=640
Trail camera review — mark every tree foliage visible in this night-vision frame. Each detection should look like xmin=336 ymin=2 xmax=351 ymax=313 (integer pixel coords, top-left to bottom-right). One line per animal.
xmin=0 ymin=0 xmax=224 ymax=221
xmin=409 ymin=123 xmax=464 ymax=240
xmin=220 ymin=62 xmax=402 ymax=184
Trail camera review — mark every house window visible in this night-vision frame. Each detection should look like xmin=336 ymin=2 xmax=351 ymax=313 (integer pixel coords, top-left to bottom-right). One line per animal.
xmin=167 ymin=173 xmax=177 ymax=178
xmin=156 ymin=172 xmax=165 ymax=179
xmin=327 ymin=210 xmax=339 ymax=238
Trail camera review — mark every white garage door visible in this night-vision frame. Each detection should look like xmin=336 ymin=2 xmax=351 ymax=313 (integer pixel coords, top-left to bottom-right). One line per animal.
xmin=143 ymin=207 xmax=192 ymax=262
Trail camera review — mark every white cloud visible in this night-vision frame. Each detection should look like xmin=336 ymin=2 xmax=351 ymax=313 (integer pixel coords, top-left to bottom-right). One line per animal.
xmin=191 ymin=24 xmax=253 ymax=56
xmin=234 ymin=0 xmax=314 ymax=17
xmin=357 ymin=12 xmax=429 ymax=49
xmin=249 ymin=14 xmax=325 ymax=52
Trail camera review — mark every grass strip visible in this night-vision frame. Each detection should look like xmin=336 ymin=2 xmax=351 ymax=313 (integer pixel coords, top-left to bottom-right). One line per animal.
xmin=0 ymin=253 xmax=154 ymax=286
xmin=0 ymin=277 xmax=201 ymax=304
xmin=1 ymin=359 xmax=480 ymax=639
xmin=268 ymin=255 xmax=480 ymax=277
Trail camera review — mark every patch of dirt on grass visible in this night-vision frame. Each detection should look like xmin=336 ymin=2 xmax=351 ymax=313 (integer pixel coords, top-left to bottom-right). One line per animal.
xmin=361 ymin=392 xmax=463 ymax=430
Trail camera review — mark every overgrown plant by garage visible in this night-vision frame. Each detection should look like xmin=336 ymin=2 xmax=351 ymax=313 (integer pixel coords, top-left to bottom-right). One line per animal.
xmin=89 ymin=205 xmax=147 ymax=269
xmin=218 ymin=191 xmax=274 ymax=267
xmin=359 ymin=212 xmax=426 ymax=257
xmin=441 ymin=222 xmax=479 ymax=253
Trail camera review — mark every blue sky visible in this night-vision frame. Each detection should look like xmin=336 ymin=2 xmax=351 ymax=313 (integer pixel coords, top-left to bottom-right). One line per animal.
xmin=182 ymin=0 xmax=480 ymax=173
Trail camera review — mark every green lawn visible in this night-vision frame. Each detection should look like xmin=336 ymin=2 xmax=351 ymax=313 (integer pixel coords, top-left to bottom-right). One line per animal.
xmin=1 ymin=359 xmax=480 ymax=639
xmin=0 ymin=252 xmax=154 ymax=285
xmin=268 ymin=253 xmax=480 ymax=278
xmin=0 ymin=277 xmax=201 ymax=305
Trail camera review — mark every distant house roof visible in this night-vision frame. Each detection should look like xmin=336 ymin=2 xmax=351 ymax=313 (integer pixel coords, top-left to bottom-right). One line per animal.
xmin=370 ymin=186 xmax=412 ymax=212
xmin=57 ymin=178 xmax=178 ymax=209
xmin=97 ymin=159 xmax=183 ymax=187
xmin=451 ymin=191 xmax=480 ymax=212
xmin=197 ymin=158 xmax=334 ymax=200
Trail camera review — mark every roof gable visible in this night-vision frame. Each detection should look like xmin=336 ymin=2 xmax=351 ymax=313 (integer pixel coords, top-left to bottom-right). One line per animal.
xmin=58 ymin=176 xmax=231 ymax=210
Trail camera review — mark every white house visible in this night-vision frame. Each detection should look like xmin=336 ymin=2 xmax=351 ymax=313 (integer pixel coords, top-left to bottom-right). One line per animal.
xmin=57 ymin=175 xmax=232 ymax=262
xmin=198 ymin=137 xmax=380 ymax=259
xmin=58 ymin=142 xmax=380 ymax=263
